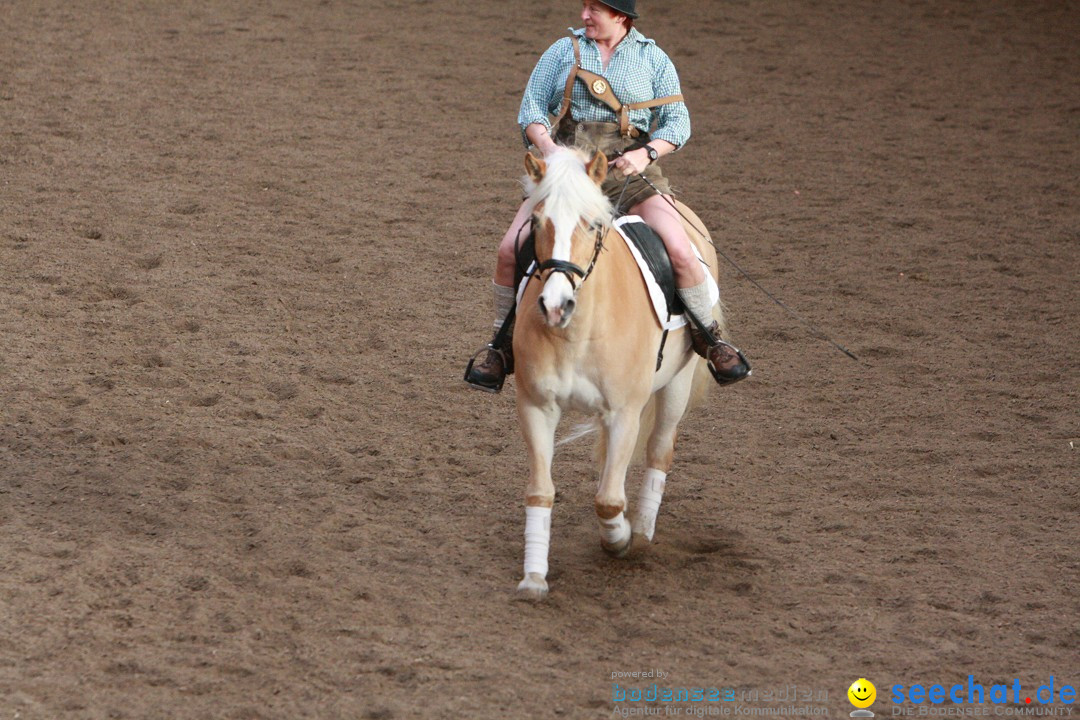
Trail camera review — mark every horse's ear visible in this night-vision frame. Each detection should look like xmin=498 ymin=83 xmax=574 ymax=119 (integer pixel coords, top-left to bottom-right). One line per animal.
xmin=525 ymin=152 xmax=546 ymax=183
xmin=586 ymin=151 xmax=607 ymax=185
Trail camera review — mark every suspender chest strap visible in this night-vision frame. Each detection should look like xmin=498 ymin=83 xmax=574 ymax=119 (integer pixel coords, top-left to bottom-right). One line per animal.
xmin=547 ymin=32 xmax=685 ymax=139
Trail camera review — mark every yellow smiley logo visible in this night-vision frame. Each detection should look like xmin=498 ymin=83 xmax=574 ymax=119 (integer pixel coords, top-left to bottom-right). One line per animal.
xmin=592 ymin=79 xmax=608 ymax=95
xmin=848 ymin=678 xmax=877 ymax=709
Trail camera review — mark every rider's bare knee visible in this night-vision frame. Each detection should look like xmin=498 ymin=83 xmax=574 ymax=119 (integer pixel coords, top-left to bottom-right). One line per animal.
xmin=666 ymin=239 xmax=698 ymax=276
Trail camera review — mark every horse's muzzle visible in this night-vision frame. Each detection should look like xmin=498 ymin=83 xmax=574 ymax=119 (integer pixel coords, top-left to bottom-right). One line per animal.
xmin=538 ymin=294 xmax=576 ymax=328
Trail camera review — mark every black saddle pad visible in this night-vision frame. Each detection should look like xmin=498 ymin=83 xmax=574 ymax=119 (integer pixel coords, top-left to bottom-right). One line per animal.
xmin=617 ymin=220 xmax=685 ymax=317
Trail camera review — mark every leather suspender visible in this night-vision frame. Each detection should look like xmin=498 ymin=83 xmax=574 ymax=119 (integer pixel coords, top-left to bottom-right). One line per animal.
xmin=548 ymin=35 xmax=582 ymax=130
xmin=548 ymin=32 xmax=685 ymax=138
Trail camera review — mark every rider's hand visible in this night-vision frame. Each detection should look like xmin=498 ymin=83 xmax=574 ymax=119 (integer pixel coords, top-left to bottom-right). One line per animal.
xmin=611 ymin=148 xmax=650 ymax=177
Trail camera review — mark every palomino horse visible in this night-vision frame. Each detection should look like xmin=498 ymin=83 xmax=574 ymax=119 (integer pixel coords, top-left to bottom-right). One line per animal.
xmin=514 ymin=148 xmax=723 ymax=600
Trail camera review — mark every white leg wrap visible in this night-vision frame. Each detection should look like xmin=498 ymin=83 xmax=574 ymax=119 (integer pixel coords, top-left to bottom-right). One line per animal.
xmin=523 ymin=506 xmax=552 ymax=578
xmin=598 ymin=512 xmax=631 ymax=546
xmin=632 ymin=469 xmax=667 ymax=541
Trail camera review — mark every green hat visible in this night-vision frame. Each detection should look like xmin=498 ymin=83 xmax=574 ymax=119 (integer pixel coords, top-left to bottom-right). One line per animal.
xmin=598 ymin=0 xmax=638 ymax=19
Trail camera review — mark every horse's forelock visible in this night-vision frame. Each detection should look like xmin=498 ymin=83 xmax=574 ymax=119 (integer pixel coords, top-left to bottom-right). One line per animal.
xmin=526 ymin=149 xmax=611 ymax=228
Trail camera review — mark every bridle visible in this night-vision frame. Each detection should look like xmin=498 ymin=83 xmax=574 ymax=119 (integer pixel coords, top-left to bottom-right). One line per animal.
xmin=514 ymin=212 xmax=607 ymax=295
xmin=534 ymin=223 xmax=606 ymax=292
xmin=530 ymin=174 xmax=637 ymax=292
xmin=534 ymin=175 xmax=636 ymax=292
xmin=512 ymin=169 xmax=635 ymax=296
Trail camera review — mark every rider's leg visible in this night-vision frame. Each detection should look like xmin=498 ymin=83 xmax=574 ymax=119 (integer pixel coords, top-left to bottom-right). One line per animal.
xmin=465 ymin=198 xmax=533 ymax=392
xmin=631 ymin=194 xmax=750 ymax=384
xmin=630 ymin=194 xmax=705 ymax=288
xmin=495 ymin=198 xmax=533 ymax=288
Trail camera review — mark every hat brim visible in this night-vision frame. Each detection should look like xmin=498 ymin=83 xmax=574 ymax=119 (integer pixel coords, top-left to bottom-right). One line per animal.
xmin=598 ymin=1 xmax=638 ymax=18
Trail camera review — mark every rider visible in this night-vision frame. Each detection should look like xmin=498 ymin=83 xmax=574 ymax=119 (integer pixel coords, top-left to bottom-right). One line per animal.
xmin=466 ymin=0 xmax=750 ymax=392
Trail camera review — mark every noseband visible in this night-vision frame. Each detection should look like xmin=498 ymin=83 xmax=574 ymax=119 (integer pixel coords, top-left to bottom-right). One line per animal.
xmin=535 ymin=225 xmax=606 ymax=292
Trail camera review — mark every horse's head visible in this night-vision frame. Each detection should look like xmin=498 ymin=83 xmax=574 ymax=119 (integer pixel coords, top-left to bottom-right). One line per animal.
xmin=525 ymin=148 xmax=611 ymax=329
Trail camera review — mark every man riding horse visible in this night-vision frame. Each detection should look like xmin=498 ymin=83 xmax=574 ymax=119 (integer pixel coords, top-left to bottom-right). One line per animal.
xmin=466 ymin=0 xmax=751 ymax=392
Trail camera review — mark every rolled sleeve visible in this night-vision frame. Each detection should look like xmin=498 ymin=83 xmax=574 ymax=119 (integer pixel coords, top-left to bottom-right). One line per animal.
xmin=518 ymin=39 xmax=572 ymax=146
xmin=649 ymin=58 xmax=690 ymax=149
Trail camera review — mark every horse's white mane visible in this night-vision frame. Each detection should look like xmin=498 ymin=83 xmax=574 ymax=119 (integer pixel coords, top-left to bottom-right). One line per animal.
xmin=524 ymin=148 xmax=612 ymax=229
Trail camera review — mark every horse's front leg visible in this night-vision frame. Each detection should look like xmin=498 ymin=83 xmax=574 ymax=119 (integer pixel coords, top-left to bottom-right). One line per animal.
xmin=516 ymin=399 xmax=561 ymax=600
xmin=596 ymin=407 xmax=642 ymax=558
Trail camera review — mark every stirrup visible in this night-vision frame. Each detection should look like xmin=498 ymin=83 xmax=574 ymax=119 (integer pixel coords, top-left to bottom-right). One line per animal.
xmin=464 ymin=345 xmax=509 ymax=394
xmin=705 ymin=340 xmax=752 ymax=386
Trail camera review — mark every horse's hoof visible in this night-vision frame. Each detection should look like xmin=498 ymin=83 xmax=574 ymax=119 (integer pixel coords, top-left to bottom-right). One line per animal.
xmin=601 ymin=534 xmax=633 ymax=558
xmin=516 ymin=573 xmax=549 ymax=601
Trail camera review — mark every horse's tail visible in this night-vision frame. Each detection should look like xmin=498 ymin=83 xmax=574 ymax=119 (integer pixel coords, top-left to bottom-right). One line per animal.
xmin=687 ymin=352 xmax=713 ymax=416
xmin=556 ymin=421 xmax=597 ymax=448
xmin=714 ymin=300 xmax=730 ymax=342
xmin=592 ymin=304 xmax=723 ymax=469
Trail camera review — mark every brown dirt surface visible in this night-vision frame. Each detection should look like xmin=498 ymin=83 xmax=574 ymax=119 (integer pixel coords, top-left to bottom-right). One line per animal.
xmin=1 ymin=1 xmax=1077 ymax=718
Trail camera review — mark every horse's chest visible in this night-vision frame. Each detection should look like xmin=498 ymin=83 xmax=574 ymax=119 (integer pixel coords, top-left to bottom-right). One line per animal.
xmin=537 ymin=365 xmax=608 ymax=413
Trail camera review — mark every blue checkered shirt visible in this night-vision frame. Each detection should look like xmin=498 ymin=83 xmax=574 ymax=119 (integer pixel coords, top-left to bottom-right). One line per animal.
xmin=518 ymin=27 xmax=691 ymax=149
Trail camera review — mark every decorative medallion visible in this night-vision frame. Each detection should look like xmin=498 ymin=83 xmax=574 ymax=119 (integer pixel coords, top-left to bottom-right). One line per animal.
xmin=592 ymin=79 xmax=608 ymax=95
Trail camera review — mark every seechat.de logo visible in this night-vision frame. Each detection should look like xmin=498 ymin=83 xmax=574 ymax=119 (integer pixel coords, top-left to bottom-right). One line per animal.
xmin=890 ymin=676 xmax=1078 ymax=706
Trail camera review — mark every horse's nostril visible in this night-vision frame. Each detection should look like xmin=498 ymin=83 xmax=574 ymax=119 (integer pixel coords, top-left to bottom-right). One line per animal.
xmin=538 ymin=296 xmax=547 ymax=316
xmin=565 ymin=298 xmax=576 ymax=315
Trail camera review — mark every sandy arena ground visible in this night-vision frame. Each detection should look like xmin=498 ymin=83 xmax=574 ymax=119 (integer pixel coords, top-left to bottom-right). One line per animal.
xmin=1 ymin=1 xmax=1077 ymax=718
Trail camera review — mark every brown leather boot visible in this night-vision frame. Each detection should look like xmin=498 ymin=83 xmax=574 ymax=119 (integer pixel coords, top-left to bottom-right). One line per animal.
xmin=464 ymin=343 xmax=514 ymax=393
xmin=689 ymin=321 xmax=751 ymax=385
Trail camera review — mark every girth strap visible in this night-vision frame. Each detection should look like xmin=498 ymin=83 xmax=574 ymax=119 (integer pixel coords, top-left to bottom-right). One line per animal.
xmin=548 ymin=32 xmax=685 ymax=139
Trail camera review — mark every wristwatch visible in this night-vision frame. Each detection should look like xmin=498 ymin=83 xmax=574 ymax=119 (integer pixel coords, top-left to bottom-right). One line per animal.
xmin=643 ymin=145 xmax=659 ymax=164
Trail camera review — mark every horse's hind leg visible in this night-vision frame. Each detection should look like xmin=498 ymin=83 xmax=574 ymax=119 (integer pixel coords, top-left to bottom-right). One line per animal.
xmin=516 ymin=400 xmax=561 ymax=600
xmin=632 ymin=364 xmax=696 ymax=542
xmin=595 ymin=407 xmax=641 ymax=558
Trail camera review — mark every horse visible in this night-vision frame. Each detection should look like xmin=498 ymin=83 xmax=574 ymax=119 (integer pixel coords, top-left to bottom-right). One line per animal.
xmin=512 ymin=147 xmax=725 ymax=600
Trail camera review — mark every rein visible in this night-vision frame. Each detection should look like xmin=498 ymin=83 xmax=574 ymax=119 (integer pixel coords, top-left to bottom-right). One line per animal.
xmin=631 ymin=171 xmax=862 ymax=364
